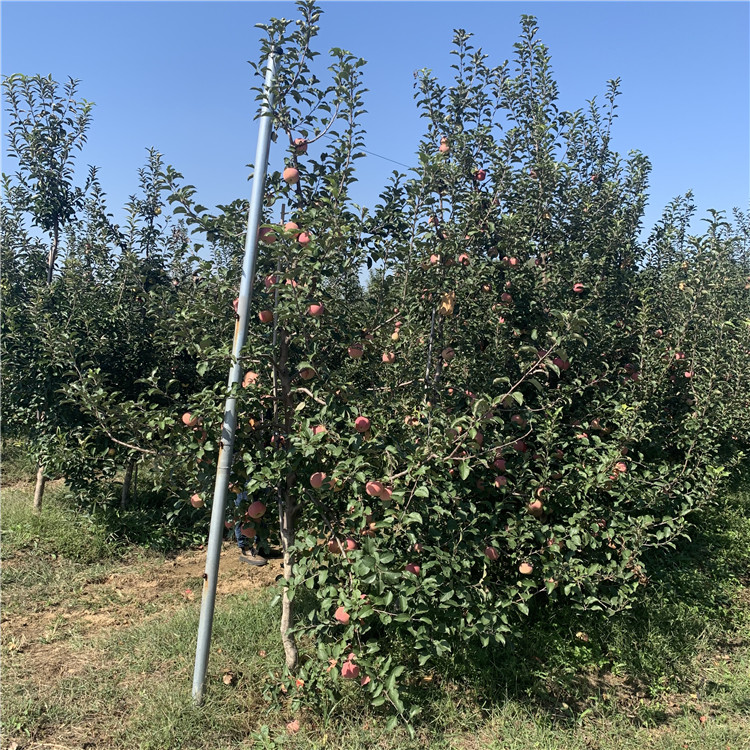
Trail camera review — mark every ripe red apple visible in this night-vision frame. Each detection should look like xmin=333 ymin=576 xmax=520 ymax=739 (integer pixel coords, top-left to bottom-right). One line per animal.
xmin=501 ymin=292 xmax=513 ymax=304
xmin=283 ymin=167 xmax=299 ymax=185
xmin=240 ymin=525 xmax=256 ymax=538
xmin=190 ymin=493 xmax=204 ymax=509
xmin=573 ymin=283 xmax=584 ymax=293
xmin=684 ymin=371 xmax=693 ymax=378
xmin=308 ymin=303 xmax=324 ymax=316
xmin=493 ymin=458 xmax=506 ymax=471
xmin=310 ymin=472 xmax=327 ymax=489
xmin=430 ymin=253 xmax=440 ymax=264
xmin=284 ymin=221 xmax=299 ymax=232
xmin=509 ymin=257 xmax=520 ymax=267
xmin=182 ymin=412 xmax=201 ymax=428
xmin=414 ymin=543 xmax=423 ymax=553
xmin=298 ymin=232 xmax=311 ymax=245
xmin=527 ymin=499 xmax=543 ymax=517
xmin=514 ymin=440 xmax=527 ymax=453
xmin=312 ymin=424 xmax=326 ymax=435
xmin=380 ymin=351 xmax=396 ymax=365
xmin=494 ymin=475 xmax=507 ymax=488
xmin=474 ymin=169 xmax=487 ymax=181
xmin=355 ymin=416 xmax=371 ymax=433
xmin=259 ymin=309 xmax=274 ymax=324
xmin=348 ymin=343 xmax=364 ymax=359
xmin=299 ymin=367 xmax=316 ymax=380
xmin=293 ymin=137 xmax=308 ymax=154
xmin=379 ymin=486 xmax=393 ymax=502
xmin=341 ymin=659 xmax=360 ymax=679
xmin=511 ymin=414 xmax=526 ymax=427
xmin=405 ymin=563 xmax=421 ymax=575
xmin=334 ymin=606 xmax=350 ymax=624
xmin=365 ymin=480 xmax=384 ymax=497
xmin=247 ymin=501 xmax=266 ymax=519
xmin=485 ymin=546 xmax=499 ymax=561
xmin=458 ymin=252 xmax=470 ymax=266
xmin=439 ymin=137 xmax=450 ymax=153
xmin=258 ymin=226 xmax=276 ymax=244
xmin=264 ymin=274 xmax=278 ymax=289
xmin=552 ymin=357 xmax=569 ymax=371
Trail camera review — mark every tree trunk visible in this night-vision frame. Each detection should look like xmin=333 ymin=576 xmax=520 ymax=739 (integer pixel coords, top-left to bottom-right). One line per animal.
xmin=33 ymin=463 xmax=46 ymax=513
xmin=279 ymin=488 xmax=298 ymax=671
xmin=121 ymin=459 xmax=136 ymax=509
xmin=47 ymin=222 xmax=59 ymax=284
xmin=276 ymin=327 xmax=298 ymax=671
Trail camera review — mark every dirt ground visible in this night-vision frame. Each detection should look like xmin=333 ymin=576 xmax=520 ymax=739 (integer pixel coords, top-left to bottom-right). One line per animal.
xmin=0 ymin=539 xmax=281 ymax=685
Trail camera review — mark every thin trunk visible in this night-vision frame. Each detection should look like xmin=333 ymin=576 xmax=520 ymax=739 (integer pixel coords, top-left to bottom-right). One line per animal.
xmin=121 ymin=459 xmax=135 ymax=509
xmin=47 ymin=222 xmax=59 ymax=285
xmin=35 ymin=222 xmax=59 ymax=511
xmin=132 ymin=461 xmax=138 ymax=505
xmin=277 ymin=326 xmax=298 ymax=671
xmin=33 ymin=463 xmax=45 ymax=514
xmin=279 ymin=488 xmax=298 ymax=671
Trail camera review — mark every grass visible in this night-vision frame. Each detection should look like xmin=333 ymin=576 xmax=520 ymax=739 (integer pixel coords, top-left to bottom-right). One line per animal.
xmin=1 ymin=462 xmax=749 ymax=749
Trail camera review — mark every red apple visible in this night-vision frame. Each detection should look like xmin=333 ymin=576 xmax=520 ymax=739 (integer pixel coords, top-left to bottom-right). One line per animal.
xmin=405 ymin=563 xmax=421 ymax=575
xmin=312 ymin=424 xmax=327 ymax=435
xmin=298 ymin=232 xmax=311 ymax=245
xmin=182 ymin=412 xmax=201 ymax=428
xmin=474 ymin=169 xmax=487 ymax=181
xmin=485 ymin=546 xmax=499 ymax=561
xmin=573 ymin=283 xmax=584 ymax=293
xmin=310 ymin=472 xmax=327 ymax=489
xmin=365 ymin=480 xmax=384 ymax=497
xmin=341 ymin=660 xmax=360 ymax=679
xmin=308 ymin=303 xmax=324 ymax=316
xmin=284 ymin=221 xmax=299 ymax=232
xmin=299 ymin=367 xmax=316 ymax=380
xmin=334 ymin=607 xmax=350 ymax=625
xmin=293 ymin=137 xmax=308 ymax=154
xmin=355 ymin=416 xmax=371 ymax=433
xmin=519 ymin=562 xmax=533 ymax=575
xmin=283 ymin=167 xmax=299 ymax=185
xmin=259 ymin=309 xmax=274 ymax=324
xmin=438 ymin=137 xmax=450 ymax=153
xmin=348 ymin=343 xmax=364 ymax=359
xmin=258 ymin=226 xmax=276 ymax=244
xmin=527 ymin=499 xmax=543 ymax=518
xmin=190 ymin=493 xmax=204 ymax=509
xmin=247 ymin=501 xmax=266 ymax=519
xmin=494 ymin=475 xmax=507 ymax=488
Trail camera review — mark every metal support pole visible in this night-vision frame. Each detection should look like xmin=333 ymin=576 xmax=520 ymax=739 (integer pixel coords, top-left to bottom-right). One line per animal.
xmin=192 ymin=47 xmax=280 ymax=705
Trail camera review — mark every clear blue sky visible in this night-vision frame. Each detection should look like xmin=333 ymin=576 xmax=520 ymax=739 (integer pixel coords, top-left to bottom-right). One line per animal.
xmin=2 ymin=1 xmax=749 ymax=243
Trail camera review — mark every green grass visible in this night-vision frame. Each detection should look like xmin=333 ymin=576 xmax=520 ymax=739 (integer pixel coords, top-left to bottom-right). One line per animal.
xmin=1 ymin=466 xmax=749 ymax=749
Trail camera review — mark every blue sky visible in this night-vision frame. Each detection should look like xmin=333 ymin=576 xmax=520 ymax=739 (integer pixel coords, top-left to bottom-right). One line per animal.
xmin=2 ymin=1 xmax=749 ymax=244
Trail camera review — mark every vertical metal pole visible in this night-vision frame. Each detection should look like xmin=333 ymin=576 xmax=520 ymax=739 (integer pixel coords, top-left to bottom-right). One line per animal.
xmin=192 ymin=46 xmax=280 ymax=705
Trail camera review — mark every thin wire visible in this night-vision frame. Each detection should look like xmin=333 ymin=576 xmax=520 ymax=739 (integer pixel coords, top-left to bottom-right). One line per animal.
xmin=320 ymin=133 xmax=411 ymax=169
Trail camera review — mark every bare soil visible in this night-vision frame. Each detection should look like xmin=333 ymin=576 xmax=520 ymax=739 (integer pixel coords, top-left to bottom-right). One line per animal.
xmin=1 ymin=540 xmax=280 ymax=689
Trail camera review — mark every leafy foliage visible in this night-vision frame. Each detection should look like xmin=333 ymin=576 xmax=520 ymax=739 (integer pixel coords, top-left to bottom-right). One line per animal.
xmin=2 ymin=0 xmax=748 ymax=726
